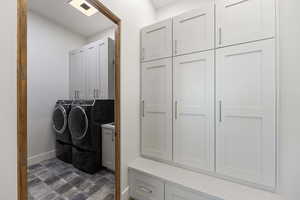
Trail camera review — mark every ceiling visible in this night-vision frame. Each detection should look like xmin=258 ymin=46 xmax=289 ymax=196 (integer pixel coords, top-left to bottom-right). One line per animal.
xmin=28 ymin=0 xmax=116 ymax=38
xmin=151 ymin=0 xmax=179 ymax=9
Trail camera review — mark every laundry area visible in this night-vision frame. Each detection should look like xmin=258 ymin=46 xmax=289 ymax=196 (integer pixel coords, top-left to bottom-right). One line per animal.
xmin=26 ymin=0 xmax=117 ymax=200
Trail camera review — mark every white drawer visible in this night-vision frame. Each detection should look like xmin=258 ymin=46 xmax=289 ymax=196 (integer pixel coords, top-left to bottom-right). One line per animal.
xmin=129 ymin=169 xmax=164 ymax=200
xmin=165 ymin=183 xmax=222 ymax=200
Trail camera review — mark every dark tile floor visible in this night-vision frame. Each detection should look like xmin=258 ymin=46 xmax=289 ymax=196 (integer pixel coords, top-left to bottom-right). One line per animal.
xmin=28 ymin=158 xmax=115 ymax=200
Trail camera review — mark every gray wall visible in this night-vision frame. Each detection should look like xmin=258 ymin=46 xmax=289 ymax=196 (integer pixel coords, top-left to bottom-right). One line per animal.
xmin=27 ymin=11 xmax=86 ymax=162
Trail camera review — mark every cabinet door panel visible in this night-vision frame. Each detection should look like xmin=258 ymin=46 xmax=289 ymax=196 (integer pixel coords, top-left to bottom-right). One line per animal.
xmin=102 ymin=128 xmax=115 ymax=171
xmin=85 ymin=45 xmax=99 ymax=99
xmin=173 ymin=52 xmax=214 ymax=172
xmin=141 ymin=58 xmax=173 ymax=161
xmin=173 ymin=6 xmax=214 ymax=56
xmin=98 ymin=41 xmax=108 ymax=99
xmin=216 ymin=0 xmax=275 ymax=47
xmin=141 ymin=19 xmax=172 ymax=62
xmin=216 ymin=40 xmax=276 ymax=188
xmin=70 ymin=50 xmax=86 ymax=99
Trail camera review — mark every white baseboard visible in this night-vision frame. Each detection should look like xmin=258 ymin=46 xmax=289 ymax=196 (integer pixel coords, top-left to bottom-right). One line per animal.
xmin=28 ymin=150 xmax=56 ymax=166
xmin=121 ymin=186 xmax=129 ymax=200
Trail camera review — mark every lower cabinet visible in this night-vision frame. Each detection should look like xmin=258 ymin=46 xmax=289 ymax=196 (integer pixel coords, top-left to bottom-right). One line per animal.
xmin=129 ymin=169 xmax=220 ymax=200
xmin=129 ymin=170 xmax=164 ymax=200
xmin=102 ymin=124 xmax=115 ymax=171
xmin=165 ymin=184 xmax=219 ymax=200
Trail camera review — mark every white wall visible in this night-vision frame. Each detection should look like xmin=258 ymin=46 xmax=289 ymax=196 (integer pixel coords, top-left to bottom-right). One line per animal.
xmin=87 ymin=27 xmax=116 ymax=43
xmin=92 ymin=0 xmax=156 ymax=198
xmin=0 ymin=0 xmax=17 ymax=199
xmin=27 ymin=11 xmax=86 ymax=161
xmin=155 ymin=0 xmax=212 ymax=21
xmin=278 ymin=0 xmax=300 ymax=199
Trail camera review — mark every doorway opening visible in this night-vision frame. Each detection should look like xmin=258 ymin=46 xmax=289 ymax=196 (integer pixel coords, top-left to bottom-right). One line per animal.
xmin=17 ymin=0 xmax=121 ymax=199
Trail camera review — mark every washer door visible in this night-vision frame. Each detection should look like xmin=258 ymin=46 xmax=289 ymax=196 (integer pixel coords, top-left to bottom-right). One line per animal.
xmin=68 ymin=106 xmax=88 ymax=140
xmin=52 ymin=105 xmax=67 ymax=134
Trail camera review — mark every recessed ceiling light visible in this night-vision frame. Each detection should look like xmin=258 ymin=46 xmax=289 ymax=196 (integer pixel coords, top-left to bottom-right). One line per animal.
xmin=69 ymin=0 xmax=98 ymax=17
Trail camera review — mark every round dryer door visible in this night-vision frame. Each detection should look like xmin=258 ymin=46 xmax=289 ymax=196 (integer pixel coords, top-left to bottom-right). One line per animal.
xmin=52 ymin=105 xmax=67 ymax=134
xmin=68 ymin=106 xmax=88 ymax=140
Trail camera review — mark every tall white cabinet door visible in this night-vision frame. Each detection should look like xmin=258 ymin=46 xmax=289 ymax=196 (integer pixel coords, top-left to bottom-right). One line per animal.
xmin=98 ymin=40 xmax=109 ymax=99
xmin=69 ymin=50 xmax=86 ymax=99
xmin=141 ymin=19 xmax=172 ymax=62
xmin=216 ymin=0 xmax=275 ymax=47
xmin=216 ymin=40 xmax=276 ymax=188
xmin=173 ymin=51 xmax=214 ymax=172
xmin=85 ymin=45 xmax=99 ymax=99
xmin=141 ymin=58 xmax=173 ymax=161
xmin=173 ymin=6 xmax=214 ymax=56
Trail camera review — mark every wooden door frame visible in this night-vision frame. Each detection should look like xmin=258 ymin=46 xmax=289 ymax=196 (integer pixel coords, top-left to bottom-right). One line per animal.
xmin=17 ymin=0 xmax=121 ymax=199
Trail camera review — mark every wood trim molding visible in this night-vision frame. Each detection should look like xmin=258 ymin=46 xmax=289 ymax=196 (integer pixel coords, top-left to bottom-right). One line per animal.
xmin=17 ymin=0 xmax=121 ymax=200
xmin=17 ymin=0 xmax=28 ymax=199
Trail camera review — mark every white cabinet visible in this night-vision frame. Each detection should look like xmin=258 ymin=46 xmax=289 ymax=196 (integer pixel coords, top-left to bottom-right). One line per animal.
xmin=141 ymin=58 xmax=173 ymax=161
xmin=216 ymin=40 xmax=276 ymax=188
xmin=173 ymin=51 xmax=214 ymax=172
xmin=141 ymin=19 xmax=173 ymax=62
xmin=85 ymin=44 xmax=99 ymax=99
xmin=98 ymin=38 xmax=115 ymax=99
xmin=70 ymin=49 xmax=86 ymax=99
xmin=165 ymin=184 xmax=219 ymax=200
xmin=216 ymin=0 xmax=275 ymax=47
xmin=102 ymin=124 xmax=115 ymax=171
xmin=173 ymin=7 xmax=214 ymax=56
xmin=69 ymin=38 xmax=115 ymax=100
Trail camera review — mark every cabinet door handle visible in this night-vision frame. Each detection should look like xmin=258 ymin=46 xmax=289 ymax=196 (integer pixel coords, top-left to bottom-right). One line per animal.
xmin=78 ymin=91 xmax=80 ymax=99
xmin=93 ymin=89 xmax=96 ymax=99
xmin=218 ymin=28 xmax=222 ymax=45
xmin=139 ymin=186 xmax=152 ymax=194
xmin=142 ymin=48 xmax=145 ymax=60
xmin=174 ymin=40 xmax=178 ymax=55
xmin=142 ymin=100 xmax=145 ymax=117
xmin=219 ymin=100 xmax=222 ymax=122
xmin=175 ymin=101 xmax=178 ymax=120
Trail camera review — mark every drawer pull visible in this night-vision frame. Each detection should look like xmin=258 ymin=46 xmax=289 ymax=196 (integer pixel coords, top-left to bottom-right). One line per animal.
xmin=139 ymin=186 xmax=152 ymax=194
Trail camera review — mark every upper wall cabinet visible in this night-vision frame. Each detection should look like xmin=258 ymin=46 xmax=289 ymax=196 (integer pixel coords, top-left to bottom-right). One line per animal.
xmin=70 ymin=38 xmax=115 ymax=100
xmin=141 ymin=19 xmax=173 ymax=62
xmin=216 ymin=0 xmax=275 ymax=47
xmin=216 ymin=40 xmax=276 ymax=188
xmin=173 ymin=6 xmax=214 ymax=56
xmin=70 ymin=49 xmax=86 ymax=99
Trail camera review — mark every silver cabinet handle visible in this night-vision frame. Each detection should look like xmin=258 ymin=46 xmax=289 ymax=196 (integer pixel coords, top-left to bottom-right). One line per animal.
xmin=142 ymin=100 xmax=145 ymax=117
xmin=142 ymin=48 xmax=145 ymax=61
xmin=94 ymin=89 xmax=98 ymax=99
xmin=219 ymin=100 xmax=222 ymax=122
xmin=77 ymin=91 xmax=80 ymax=99
xmin=139 ymin=186 xmax=152 ymax=194
xmin=112 ymin=131 xmax=114 ymax=142
xmin=174 ymin=40 xmax=178 ymax=55
xmin=175 ymin=101 xmax=178 ymax=120
xmin=218 ymin=28 xmax=222 ymax=45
